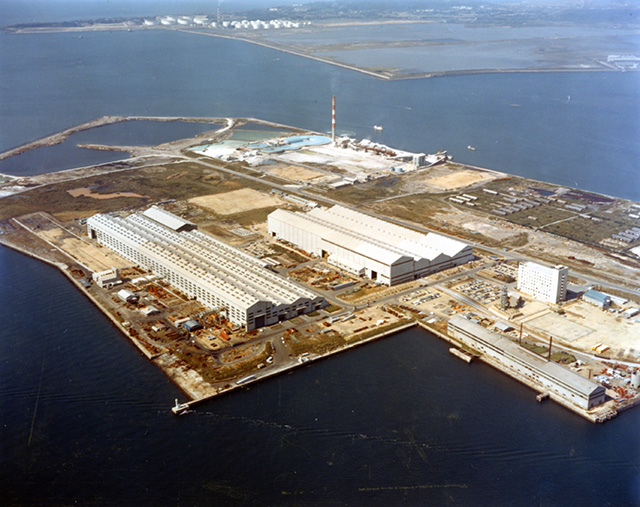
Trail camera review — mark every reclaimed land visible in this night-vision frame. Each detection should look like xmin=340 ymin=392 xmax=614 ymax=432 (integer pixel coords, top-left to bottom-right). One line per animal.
xmin=5 ymin=21 xmax=635 ymax=81
xmin=0 ymin=116 xmax=638 ymax=421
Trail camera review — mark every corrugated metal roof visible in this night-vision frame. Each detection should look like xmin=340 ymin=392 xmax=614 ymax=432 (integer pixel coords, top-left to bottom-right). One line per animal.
xmin=316 ymin=206 xmax=469 ymax=259
xmin=583 ymin=289 xmax=610 ymax=303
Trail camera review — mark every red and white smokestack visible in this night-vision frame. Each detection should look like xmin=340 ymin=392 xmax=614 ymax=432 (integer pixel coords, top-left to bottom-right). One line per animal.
xmin=332 ymin=95 xmax=336 ymax=143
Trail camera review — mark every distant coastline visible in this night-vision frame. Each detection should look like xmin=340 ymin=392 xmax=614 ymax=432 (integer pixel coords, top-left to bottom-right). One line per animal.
xmin=5 ymin=22 xmax=637 ymax=81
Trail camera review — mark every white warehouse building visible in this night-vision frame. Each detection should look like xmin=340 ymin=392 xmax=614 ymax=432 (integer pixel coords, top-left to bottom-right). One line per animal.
xmin=87 ymin=208 xmax=327 ymax=330
xmin=517 ymin=261 xmax=568 ymax=304
xmin=268 ymin=205 xmax=473 ymax=286
xmin=448 ymin=316 xmax=605 ymax=410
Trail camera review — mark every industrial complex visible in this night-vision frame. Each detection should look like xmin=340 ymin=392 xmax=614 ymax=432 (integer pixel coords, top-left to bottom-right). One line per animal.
xmin=87 ymin=207 xmax=327 ymax=330
xmin=448 ymin=316 xmax=606 ymax=412
xmin=1 ymin=114 xmax=638 ymax=423
xmin=268 ymin=205 xmax=474 ymax=286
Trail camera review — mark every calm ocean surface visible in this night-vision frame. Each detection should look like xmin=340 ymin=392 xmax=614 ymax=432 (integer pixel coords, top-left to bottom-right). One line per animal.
xmin=1 ymin=4 xmax=640 ymax=505
xmin=1 ymin=29 xmax=639 ymax=200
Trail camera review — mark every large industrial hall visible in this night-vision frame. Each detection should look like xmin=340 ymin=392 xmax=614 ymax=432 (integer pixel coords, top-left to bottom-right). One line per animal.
xmin=268 ymin=205 xmax=473 ymax=286
xmin=87 ymin=207 xmax=327 ymax=330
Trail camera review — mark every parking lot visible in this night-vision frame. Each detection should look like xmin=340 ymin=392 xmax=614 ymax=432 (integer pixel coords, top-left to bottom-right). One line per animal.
xmin=455 ymin=279 xmax=502 ymax=305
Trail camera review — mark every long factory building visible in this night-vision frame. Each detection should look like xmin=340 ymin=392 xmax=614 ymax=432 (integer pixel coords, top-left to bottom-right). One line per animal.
xmin=448 ymin=316 xmax=606 ymax=410
xmin=268 ymin=205 xmax=473 ymax=286
xmin=87 ymin=207 xmax=327 ymax=330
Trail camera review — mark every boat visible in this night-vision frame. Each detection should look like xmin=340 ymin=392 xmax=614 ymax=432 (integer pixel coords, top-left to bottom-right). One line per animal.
xmin=467 ymin=145 xmax=476 ymax=151
xmin=373 ymin=125 xmax=383 ymax=131
xmin=171 ymin=398 xmax=190 ymax=415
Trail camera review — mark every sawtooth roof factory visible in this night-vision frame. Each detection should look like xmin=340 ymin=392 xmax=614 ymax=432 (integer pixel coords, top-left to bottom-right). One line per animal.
xmin=268 ymin=205 xmax=473 ymax=286
xmin=87 ymin=207 xmax=327 ymax=331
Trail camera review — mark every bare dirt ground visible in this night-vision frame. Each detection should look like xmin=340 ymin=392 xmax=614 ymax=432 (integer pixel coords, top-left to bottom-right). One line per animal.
xmin=524 ymin=300 xmax=640 ymax=360
xmin=188 ymin=188 xmax=283 ymax=215
xmin=329 ymin=305 xmax=402 ymax=337
xmin=67 ymin=187 xmax=146 ymax=200
xmin=36 ymin=226 xmax=130 ymax=272
xmin=270 ymin=164 xmax=324 ymax=182
xmin=427 ymin=169 xmax=497 ymax=190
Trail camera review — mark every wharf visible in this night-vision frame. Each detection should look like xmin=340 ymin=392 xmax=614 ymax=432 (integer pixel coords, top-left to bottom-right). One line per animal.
xmin=182 ymin=320 xmax=416 ymax=410
xmin=416 ymin=322 xmax=622 ymax=424
xmin=1 ymin=228 xmax=634 ymax=423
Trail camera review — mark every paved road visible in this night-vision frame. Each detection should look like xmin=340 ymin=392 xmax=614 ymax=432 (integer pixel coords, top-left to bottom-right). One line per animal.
xmin=187 ymin=156 xmax=640 ymax=297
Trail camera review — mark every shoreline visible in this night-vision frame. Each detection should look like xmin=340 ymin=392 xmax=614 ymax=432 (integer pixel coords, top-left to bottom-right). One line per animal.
xmin=0 ymin=115 xmax=230 ymax=161
xmin=4 ymin=24 xmax=632 ymax=82
xmin=2 ymin=230 xmax=628 ymax=423
xmin=1 ymin=115 xmax=635 ymax=205
xmin=0 ymin=115 xmax=637 ymax=422
xmin=1 ymin=232 xmax=629 ymax=424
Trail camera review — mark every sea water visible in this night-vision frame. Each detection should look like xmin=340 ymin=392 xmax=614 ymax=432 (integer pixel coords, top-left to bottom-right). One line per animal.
xmin=0 ymin=29 xmax=639 ymax=200
xmin=1 ymin=5 xmax=640 ymax=504
xmin=1 ymin=245 xmax=639 ymax=504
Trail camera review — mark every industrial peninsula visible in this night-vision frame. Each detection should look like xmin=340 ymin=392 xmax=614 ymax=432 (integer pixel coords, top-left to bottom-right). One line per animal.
xmin=1 ymin=113 xmax=639 ymax=424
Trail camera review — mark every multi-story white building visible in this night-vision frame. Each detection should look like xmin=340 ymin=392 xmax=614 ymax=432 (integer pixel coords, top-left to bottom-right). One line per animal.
xmin=516 ymin=261 xmax=568 ymax=304
xmin=87 ymin=208 xmax=326 ymax=330
xmin=268 ymin=205 xmax=473 ymax=286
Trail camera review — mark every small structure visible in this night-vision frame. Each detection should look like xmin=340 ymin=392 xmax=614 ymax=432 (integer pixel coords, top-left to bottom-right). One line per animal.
xmin=92 ymin=267 xmax=120 ymax=288
xmin=494 ymin=321 xmax=514 ymax=333
xmin=622 ymin=307 xmax=639 ymax=319
xmin=117 ymin=289 xmax=139 ymax=304
xmin=140 ymin=305 xmax=160 ymax=317
xmin=182 ymin=320 xmax=203 ymax=332
xmin=142 ymin=206 xmax=197 ymax=232
xmin=583 ymin=289 xmax=612 ymax=309
xmin=500 ymin=285 xmax=509 ymax=310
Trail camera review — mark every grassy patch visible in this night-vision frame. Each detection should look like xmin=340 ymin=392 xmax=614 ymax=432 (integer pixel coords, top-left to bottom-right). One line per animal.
xmin=520 ymin=342 xmax=576 ymax=364
xmin=348 ymin=318 xmax=413 ymax=340
xmin=331 ymin=178 xmax=401 ymax=204
xmin=225 ymin=205 xmax=281 ymax=227
xmin=286 ymin=331 xmax=347 ymax=356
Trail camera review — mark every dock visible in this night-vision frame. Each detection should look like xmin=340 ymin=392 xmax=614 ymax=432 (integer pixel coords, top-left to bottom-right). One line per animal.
xmin=449 ymin=347 xmax=473 ymax=363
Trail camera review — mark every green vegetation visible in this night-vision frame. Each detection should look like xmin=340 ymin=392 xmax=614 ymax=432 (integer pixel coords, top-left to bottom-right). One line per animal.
xmin=501 ymin=232 xmax=529 ymax=248
xmin=286 ymin=331 xmax=347 ymax=356
xmin=331 ymin=178 xmax=401 ymax=204
xmin=0 ymin=161 xmax=273 ymax=221
xmin=225 ymin=205 xmax=281 ymax=227
xmin=520 ymin=342 xmax=576 ymax=364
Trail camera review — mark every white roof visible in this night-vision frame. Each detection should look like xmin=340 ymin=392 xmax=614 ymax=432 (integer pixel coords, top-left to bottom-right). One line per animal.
xmin=142 ymin=206 xmax=194 ymax=231
xmin=292 ymin=205 xmax=470 ymax=264
xmin=450 ymin=316 xmax=604 ymax=398
xmin=88 ymin=211 xmax=320 ymax=311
